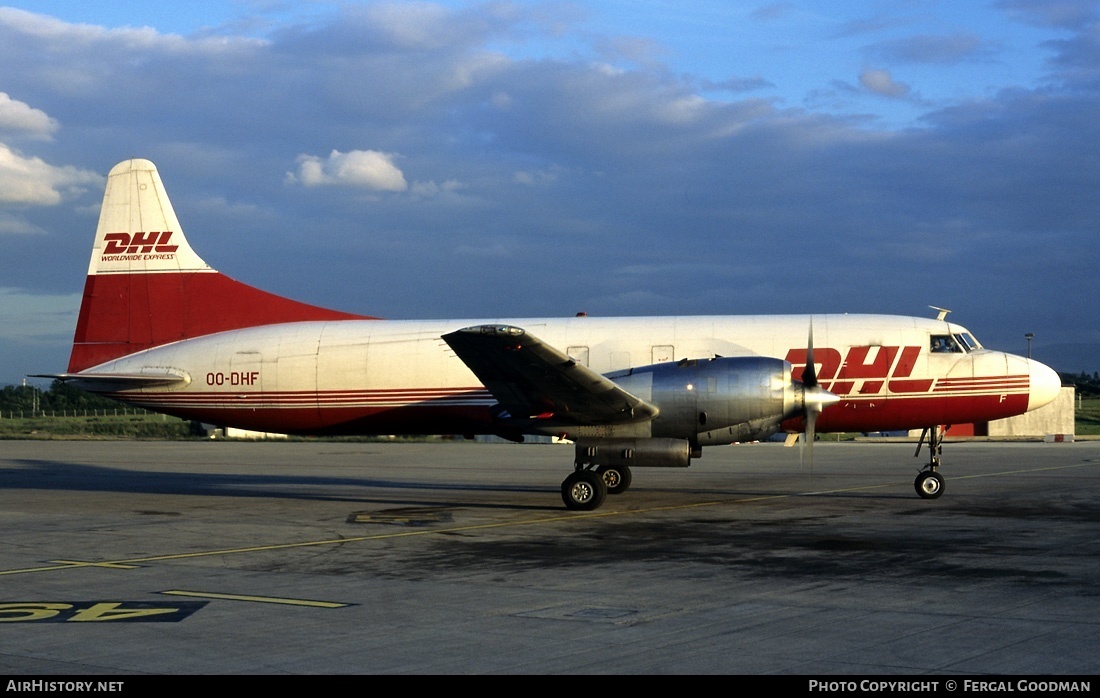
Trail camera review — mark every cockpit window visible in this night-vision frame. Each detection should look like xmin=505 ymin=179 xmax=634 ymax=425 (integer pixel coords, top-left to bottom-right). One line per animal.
xmin=954 ymin=333 xmax=980 ymax=351
xmin=930 ymin=335 xmax=963 ymax=353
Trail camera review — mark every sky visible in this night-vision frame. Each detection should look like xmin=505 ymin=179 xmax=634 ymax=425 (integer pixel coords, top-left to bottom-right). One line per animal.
xmin=1 ymin=0 xmax=1098 ymax=387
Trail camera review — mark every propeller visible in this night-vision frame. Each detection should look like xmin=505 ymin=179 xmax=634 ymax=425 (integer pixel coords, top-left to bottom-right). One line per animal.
xmin=796 ymin=320 xmax=840 ymax=472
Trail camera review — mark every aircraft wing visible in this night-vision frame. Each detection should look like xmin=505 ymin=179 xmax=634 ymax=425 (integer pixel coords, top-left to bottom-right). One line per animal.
xmin=442 ymin=324 xmax=658 ymax=425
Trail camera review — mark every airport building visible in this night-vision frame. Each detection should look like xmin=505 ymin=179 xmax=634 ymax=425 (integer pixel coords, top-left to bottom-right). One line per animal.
xmin=937 ymin=386 xmax=1076 ymax=440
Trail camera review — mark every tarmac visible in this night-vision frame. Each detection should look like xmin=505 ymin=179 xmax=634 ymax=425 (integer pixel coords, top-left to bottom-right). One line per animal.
xmin=1 ymin=438 xmax=1099 ymax=675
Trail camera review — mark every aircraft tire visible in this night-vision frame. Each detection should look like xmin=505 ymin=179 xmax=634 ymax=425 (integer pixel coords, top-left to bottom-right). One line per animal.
xmin=562 ymin=470 xmax=607 ymax=511
xmin=597 ymin=464 xmax=632 ymax=495
xmin=914 ymin=470 xmax=944 ymax=499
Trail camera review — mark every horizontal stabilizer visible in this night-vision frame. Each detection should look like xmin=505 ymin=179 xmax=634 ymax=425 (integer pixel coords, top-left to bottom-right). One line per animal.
xmin=31 ymin=369 xmax=189 ymax=392
xmin=442 ymin=324 xmax=658 ymax=425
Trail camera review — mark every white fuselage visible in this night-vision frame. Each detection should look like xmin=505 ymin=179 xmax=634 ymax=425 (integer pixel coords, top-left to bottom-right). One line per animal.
xmin=90 ymin=313 xmax=1058 ymax=437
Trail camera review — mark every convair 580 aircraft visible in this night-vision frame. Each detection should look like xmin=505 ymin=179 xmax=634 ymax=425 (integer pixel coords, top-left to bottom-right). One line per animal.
xmin=42 ymin=159 xmax=1062 ymax=510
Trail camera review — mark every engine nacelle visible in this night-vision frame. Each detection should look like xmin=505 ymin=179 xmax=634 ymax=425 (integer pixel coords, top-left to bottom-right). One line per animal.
xmin=611 ymin=356 xmax=802 ymax=446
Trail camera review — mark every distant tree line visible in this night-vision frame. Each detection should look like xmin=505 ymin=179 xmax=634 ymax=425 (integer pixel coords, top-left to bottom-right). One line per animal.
xmin=0 ymin=381 xmax=124 ymax=413
xmin=1060 ymin=372 xmax=1100 ymax=398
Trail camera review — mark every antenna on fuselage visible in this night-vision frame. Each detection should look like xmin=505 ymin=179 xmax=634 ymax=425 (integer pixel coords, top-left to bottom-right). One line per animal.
xmin=929 ymin=306 xmax=951 ymax=321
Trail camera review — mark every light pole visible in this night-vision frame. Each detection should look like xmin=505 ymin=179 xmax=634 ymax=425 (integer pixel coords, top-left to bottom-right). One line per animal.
xmin=1025 ymin=333 xmax=1034 ymax=359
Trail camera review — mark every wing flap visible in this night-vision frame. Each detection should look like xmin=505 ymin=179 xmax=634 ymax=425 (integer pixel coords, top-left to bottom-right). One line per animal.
xmin=442 ymin=325 xmax=658 ymax=425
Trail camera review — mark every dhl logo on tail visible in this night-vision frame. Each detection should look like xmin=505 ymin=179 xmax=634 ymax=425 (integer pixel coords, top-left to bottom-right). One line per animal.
xmin=102 ymin=232 xmax=179 ymax=260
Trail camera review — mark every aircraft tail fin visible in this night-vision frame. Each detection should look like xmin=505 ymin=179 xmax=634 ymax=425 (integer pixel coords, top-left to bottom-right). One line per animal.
xmin=68 ymin=159 xmax=370 ymax=373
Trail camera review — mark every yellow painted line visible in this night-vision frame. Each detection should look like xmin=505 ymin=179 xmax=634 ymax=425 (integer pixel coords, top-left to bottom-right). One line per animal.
xmin=51 ymin=560 xmax=141 ymax=569
xmin=947 ymin=462 xmax=1098 ymax=479
xmin=2 ymin=460 xmax=1096 ymax=579
xmin=161 ymin=590 xmax=348 ymax=608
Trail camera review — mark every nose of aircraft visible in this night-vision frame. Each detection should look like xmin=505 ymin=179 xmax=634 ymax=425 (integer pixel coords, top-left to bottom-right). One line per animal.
xmin=1027 ymin=358 xmax=1061 ymax=411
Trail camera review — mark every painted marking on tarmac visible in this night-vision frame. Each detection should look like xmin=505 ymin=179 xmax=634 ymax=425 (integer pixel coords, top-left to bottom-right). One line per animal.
xmin=52 ymin=560 xmax=141 ymax=570
xmin=349 ymin=506 xmax=452 ymax=526
xmin=2 ymin=460 xmax=1096 ymax=579
xmin=0 ymin=601 xmax=204 ymax=623
xmin=161 ymin=590 xmax=349 ymax=608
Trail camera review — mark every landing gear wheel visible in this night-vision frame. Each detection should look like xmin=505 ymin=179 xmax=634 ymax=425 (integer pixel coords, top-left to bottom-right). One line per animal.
xmin=562 ymin=470 xmax=607 ymax=511
xmin=915 ymin=470 xmax=944 ymax=499
xmin=597 ymin=464 xmax=632 ymax=495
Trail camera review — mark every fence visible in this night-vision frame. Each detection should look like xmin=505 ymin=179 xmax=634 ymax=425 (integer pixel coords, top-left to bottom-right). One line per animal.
xmin=0 ymin=408 xmax=157 ymax=419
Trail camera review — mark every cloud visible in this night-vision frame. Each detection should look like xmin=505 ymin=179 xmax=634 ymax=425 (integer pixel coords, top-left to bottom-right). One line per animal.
xmin=409 ymin=179 xmax=463 ymax=197
xmin=0 ymin=211 xmax=45 ymax=235
xmin=859 ymin=69 xmax=912 ymax=98
xmin=0 ymin=287 xmax=80 ymax=342
xmin=702 ymin=76 xmax=776 ymax=94
xmin=0 ymin=6 xmax=263 ymax=54
xmin=354 ymin=1 xmax=514 ymax=51
xmin=594 ymin=35 xmax=669 ymax=69
xmin=0 ymin=92 xmax=57 ymax=138
xmin=0 ymin=144 xmax=102 ymax=206
xmin=751 ymin=3 xmax=798 ymax=22
xmin=870 ymin=34 xmax=990 ymax=64
xmin=997 ymin=0 xmax=1099 ymax=29
xmin=288 ymin=150 xmax=409 ymax=191
xmin=514 ymin=166 xmax=564 ymax=186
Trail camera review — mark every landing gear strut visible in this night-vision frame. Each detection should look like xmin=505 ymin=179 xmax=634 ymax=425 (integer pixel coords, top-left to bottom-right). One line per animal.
xmin=913 ymin=425 xmax=947 ymax=499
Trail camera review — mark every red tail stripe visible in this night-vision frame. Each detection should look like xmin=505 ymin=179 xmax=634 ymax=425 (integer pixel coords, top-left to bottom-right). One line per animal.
xmin=69 ymin=272 xmax=373 ymax=372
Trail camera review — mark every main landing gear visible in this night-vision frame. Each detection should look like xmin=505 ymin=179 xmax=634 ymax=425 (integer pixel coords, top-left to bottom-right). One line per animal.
xmin=913 ymin=425 xmax=947 ymax=499
xmin=560 ymin=463 xmax=633 ymax=511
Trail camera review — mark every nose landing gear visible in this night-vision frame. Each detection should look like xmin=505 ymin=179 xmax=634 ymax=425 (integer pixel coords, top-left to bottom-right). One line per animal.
xmin=914 ymin=425 xmax=946 ymax=499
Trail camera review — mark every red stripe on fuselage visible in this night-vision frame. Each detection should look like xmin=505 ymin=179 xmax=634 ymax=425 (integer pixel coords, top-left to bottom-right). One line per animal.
xmin=785 ymin=392 xmax=1031 ymax=433
xmin=110 ymin=389 xmax=495 ymax=436
xmin=114 ymin=387 xmax=1031 ymax=438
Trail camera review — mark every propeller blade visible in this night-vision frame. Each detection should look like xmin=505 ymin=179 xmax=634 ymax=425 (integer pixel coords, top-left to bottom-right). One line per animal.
xmin=805 ymin=404 xmax=817 ymax=472
xmin=797 ymin=318 xmax=839 ymax=475
xmin=803 ymin=320 xmax=818 ymax=388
